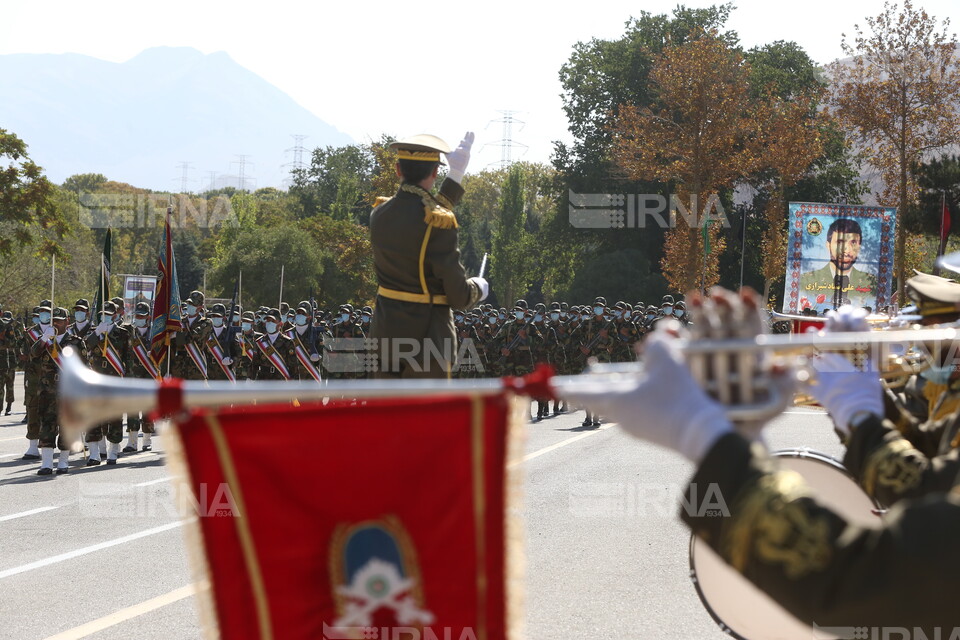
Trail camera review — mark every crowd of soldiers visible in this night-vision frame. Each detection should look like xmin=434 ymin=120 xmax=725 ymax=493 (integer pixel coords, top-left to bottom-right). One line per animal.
xmin=0 ymin=291 xmax=689 ymax=474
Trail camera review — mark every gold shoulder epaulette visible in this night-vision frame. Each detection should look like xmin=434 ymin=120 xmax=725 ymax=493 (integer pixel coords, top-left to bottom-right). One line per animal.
xmin=424 ymin=207 xmax=458 ymax=229
xmin=373 ymin=196 xmax=391 ymax=208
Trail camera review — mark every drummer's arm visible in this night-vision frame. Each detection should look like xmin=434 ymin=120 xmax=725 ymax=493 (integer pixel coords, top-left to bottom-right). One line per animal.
xmin=683 ymin=431 xmax=960 ymax=628
xmin=842 ymin=413 xmax=960 ymax=507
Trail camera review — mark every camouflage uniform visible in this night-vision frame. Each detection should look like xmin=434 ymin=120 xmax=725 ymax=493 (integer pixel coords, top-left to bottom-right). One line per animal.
xmin=32 ymin=307 xmax=87 ymax=474
xmin=325 ymin=305 xmax=366 ymax=380
xmin=170 ymin=291 xmax=213 ymax=381
xmin=251 ymin=308 xmax=297 ymax=381
xmin=125 ymin=302 xmax=159 ymax=452
xmin=206 ymin=303 xmax=240 ymax=382
xmin=492 ymin=306 xmax=535 ymax=378
xmin=0 ymin=309 xmax=21 ymax=414
xmin=83 ymin=301 xmax=132 ymax=464
xmin=287 ymin=302 xmax=325 ymax=382
xmin=21 ymin=309 xmax=45 ymax=458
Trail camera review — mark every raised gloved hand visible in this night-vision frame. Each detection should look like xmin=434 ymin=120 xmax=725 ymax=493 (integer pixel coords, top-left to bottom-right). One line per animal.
xmin=95 ymin=320 xmax=112 ymax=336
xmin=222 ymin=357 xmax=233 ymax=366
xmin=41 ymin=326 xmax=55 ymax=344
xmin=808 ymin=353 xmax=883 ymax=437
xmin=561 ymin=331 xmax=734 ymax=463
xmin=310 ymin=353 xmax=320 ymax=363
xmin=470 ymin=276 xmax=489 ymax=301
xmin=445 ymin=131 xmax=474 ymax=184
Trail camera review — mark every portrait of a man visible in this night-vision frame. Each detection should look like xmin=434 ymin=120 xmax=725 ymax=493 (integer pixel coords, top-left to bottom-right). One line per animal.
xmin=798 ymin=218 xmax=878 ymax=309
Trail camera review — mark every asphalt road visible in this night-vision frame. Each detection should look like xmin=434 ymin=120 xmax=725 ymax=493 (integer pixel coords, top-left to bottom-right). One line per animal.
xmin=0 ymin=373 xmax=845 ymax=639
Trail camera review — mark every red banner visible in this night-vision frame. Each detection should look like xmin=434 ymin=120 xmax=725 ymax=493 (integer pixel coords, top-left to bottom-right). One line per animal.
xmin=171 ymin=393 xmax=521 ymax=640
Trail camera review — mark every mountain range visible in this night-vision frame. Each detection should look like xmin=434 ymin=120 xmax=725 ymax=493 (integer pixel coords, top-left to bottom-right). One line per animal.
xmin=0 ymin=47 xmax=352 ymax=191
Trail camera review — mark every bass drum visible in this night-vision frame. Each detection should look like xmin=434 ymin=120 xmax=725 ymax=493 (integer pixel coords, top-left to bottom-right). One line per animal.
xmin=689 ymin=449 xmax=882 ymax=640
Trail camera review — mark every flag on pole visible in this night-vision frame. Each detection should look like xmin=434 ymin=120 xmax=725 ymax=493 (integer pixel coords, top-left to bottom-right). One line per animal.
xmin=151 ymin=207 xmax=182 ymax=364
xmin=169 ymin=393 xmax=524 ymax=640
xmin=91 ymin=229 xmax=112 ymax=321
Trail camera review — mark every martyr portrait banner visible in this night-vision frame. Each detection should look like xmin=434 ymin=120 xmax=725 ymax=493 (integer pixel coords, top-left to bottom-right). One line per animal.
xmin=783 ymin=202 xmax=896 ymax=315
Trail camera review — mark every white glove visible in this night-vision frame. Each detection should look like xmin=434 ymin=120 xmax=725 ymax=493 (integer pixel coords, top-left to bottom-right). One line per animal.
xmin=41 ymin=326 xmax=55 ymax=344
xmin=310 ymin=353 xmax=321 ymax=363
xmin=561 ymin=332 xmax=735 ymax=463
xmin=824 ymin=305 xmax=869 ymax=333
xmin=470 ymin=276 xmax=489 ymax=301
xmin=94 ymin=320 xmax=112 ymax=336
xmin=445 ymin=131 xmax=474 ymax=184
xmin=222 ymin=357 xmax=233 ymax=366
xmin=808 ymin=353 xmax=883 ymax=437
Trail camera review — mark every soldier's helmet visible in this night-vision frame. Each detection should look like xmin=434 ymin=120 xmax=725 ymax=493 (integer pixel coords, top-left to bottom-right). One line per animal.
xmin=187 ymin=291 xmax=205 ymax=307
xmin=209 ymin=303 xmax=226 ymax=317
xmin=594 ymin=296 xmax=606 ymax=306
xmin=340 ymin=304 xmax=354 ymax=313
xmin=675 ymin=301 xmax=686 ymax=310
xmin=550 ymin=301 xmax=561 ymax=311
xmin=40 ymin=300 xmax=52 ymax=308
xmin=74 ymin=298 xmax=90 ymax=310
xmin=662 ymin=294 xmax=675 ymax=305
xmin=514 ymin=299 xmax=528 ymax=310
xmin=280 ymin=302 xmax=290 ymax=315
xmin=362 ymin=306 xmax=373 ymax=314
xmin=296 ymin=302 xmax=311 ymax=314
xmin=52 ymin=307 xmax=69 ymax=320
xmin=111 ymin=296 xmax=124 ymax=307
xmin=646 ymin=305 xmax=659 ymax=314
xmin=265 ymin=308 xmax=281 ymax=321
xmin=32 ymin=306 xmax=41 ymax=315
xmin=242 ymin=311 xmax=255 ymax=322
xmin=135 ymin=302 xmax=151 ymax=316
xmin=1 ymin=311 xmax=11 ymax=321
xmin=102 ymin=301 xmax=118 ymax=315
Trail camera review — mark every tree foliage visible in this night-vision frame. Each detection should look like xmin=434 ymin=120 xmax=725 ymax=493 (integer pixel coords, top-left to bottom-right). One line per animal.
xmin=0 ymin=129 xmax=69 ymax=258
xmin=828 ymin=0 xmax=960 ymax=300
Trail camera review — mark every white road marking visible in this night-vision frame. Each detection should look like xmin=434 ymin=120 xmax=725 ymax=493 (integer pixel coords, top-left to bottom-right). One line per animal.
xmin=42 ymin=583 xmax=201 ymax=640
xmin=134 ymin=477 xmax=172 ymax=487
xmin=0 ymin=436 xmax=25 ymax=442
xmin=0 ymin=506 xmax=59 ymax=522
xmin=0 ymin=521 xmax=183 ymax=580
xmin=0 ymin=453 xmax=20 ymax=458
xmin=510 ymin=422 xmax=616 ymax=467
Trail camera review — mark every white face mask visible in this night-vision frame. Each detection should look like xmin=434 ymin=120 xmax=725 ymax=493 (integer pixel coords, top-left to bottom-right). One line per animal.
xmin=212 ymin=317 xmax=224 ymax=328
xmin=264 ymin=321 xmax=279 ymax=334
xmin=135 ymin=318 xmax=148 ymax=328
xmin=186 ymin=304 xmax=198 ymax=316
xmin=40 ymin=312 xmax=52 ymax=324
xmin=295 ymin=314 xmax=308 ymax=326
xmin=74 ymin=311 xmax=87 ymax=322
xmin=514 ymin=311 xmax=524 ymax=320
xmin=593 ymin=306 xmax=603 ymax=315
xmin=550 ymin=312 xmax=560 ymax=321
xmin=340 ymin=313 xmax=350 ymax=323
xmin=242 ymin=322 xmax=252 ymax=332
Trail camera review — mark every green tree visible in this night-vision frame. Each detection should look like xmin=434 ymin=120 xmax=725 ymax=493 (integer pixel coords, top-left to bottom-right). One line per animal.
xmin=0 ymin=129 xmax=69 ymax=258
xmin=62 ymin=173 xmax=108 ymax=194
xmin=491 ymin=166 xmax=533 ymax=306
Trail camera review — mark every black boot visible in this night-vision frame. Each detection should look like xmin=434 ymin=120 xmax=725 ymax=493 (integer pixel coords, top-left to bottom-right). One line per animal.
xmin=4 ymin=402 xmax=11 ymax=416
xmin=582 ymin=411 xmax=593 ymax=427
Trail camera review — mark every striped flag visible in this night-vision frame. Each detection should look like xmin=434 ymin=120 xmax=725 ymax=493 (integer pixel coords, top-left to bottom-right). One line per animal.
xmin=150 ymin=206 xmax=182 ymax=365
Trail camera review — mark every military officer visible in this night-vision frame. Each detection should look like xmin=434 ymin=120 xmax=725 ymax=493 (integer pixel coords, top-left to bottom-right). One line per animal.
xmin=575 ymin=297 xmax=615 ymax=427
xmin=251 ymin=308 xmax=296 ymax=381
xmin=206 ymin=303 xmax=239 ymax=381
xmin=369 ymin=133 xmax=488 ymax=379
xmin=493 ymin=304 xmax=535 ymax=380
xmin=83 ymin=300 xmax=131 ymax=465
xmin=69 ymin=298 xmax=94 ymax=341
xmin=288 ymin=301 xmax=324 ymax=381
xmin=21 ymin=306 xmax=45 ymax=457
xmin=233 ymin=311 xmax=260 ymax=381
xmin=125 ymin=302 xmax=159 ymax=452
xmin=0 ymin=306 xmax=19 ymax=415
xmin=170 ymin=291 xmax=212 ymax=380
xmin=32 ymin=306 xmax=86 ymax=474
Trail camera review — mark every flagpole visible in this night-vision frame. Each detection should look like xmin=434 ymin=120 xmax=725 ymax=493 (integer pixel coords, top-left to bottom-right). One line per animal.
xmin=278 ymin=265 xmax=285 ymax=310
xmin=50 ymin=254 xmax=55 ymax=309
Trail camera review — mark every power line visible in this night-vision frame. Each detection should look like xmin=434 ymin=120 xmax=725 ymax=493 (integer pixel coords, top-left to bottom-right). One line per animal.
xmin=231 ymin=155 xmax=254 ymax=191
xmin=282 ymin=134 xmax=309 ymax=188
xmin=174 ymin=161 xmax=195 ymax=194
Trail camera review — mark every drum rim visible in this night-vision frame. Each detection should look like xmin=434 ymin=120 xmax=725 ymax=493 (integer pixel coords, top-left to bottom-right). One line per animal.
xmin=687 ymin=448 xmax=877 ymax=639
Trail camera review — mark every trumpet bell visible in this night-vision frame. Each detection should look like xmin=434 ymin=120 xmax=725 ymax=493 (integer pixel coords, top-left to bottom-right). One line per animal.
xmin=59 ymin=347 xmax=158 ymax=439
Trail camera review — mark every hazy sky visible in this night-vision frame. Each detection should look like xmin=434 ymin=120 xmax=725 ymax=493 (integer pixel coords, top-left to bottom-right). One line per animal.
xmin=4 ymin=0 xmax=960 ymax=173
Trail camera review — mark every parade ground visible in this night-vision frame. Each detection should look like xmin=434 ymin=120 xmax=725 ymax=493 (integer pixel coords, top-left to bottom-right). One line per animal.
xmin=0 ymin=373 xmax=842 ymax=639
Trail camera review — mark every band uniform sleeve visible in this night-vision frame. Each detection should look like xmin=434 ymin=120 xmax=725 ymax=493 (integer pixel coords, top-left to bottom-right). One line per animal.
xmin=683 ymin=432 xmax=960 ymax=629
xmin=843 ymin=414 xmax=960 ymax=507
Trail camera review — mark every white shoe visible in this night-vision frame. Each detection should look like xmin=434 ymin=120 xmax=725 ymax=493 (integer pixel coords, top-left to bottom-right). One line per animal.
xmin=57 ymin=449 xmax=70 ymax=470
xmin=106 ymin=441 xmax=119 ymax=465
xmin=142 ymin=433 xmax=152 ymax=451
xmin=88 ymin=440 xmax=102 ymax=462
